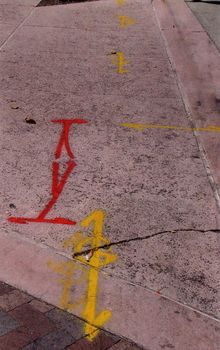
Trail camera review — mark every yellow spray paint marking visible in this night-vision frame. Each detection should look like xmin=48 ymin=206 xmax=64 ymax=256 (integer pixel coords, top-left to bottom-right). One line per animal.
xmin=120 ymin=122 xmax=220 ymax=133
xmin=111 ymin=52 xmax=129 ymax=74
xmin=118 ymin=15 xmax=136 ymax=28
xmin=116 ymin=0 xmax=126 ymax=6
xmin=47 ymin=259 xmax=86 ymax=311
xmin=48 ymin=210 xmax=117 ymax=342
xmin=76 ymin=210 xmax=117 ymax=341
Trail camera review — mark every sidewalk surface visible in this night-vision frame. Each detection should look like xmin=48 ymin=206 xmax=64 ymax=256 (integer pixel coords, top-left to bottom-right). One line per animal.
xmin=0 ymin=0 xmax=220 ymax=349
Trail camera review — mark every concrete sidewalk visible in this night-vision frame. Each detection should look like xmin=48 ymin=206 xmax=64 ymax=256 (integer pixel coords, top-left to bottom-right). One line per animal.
xmin=0 ymin=0 xmax=220 ymax=349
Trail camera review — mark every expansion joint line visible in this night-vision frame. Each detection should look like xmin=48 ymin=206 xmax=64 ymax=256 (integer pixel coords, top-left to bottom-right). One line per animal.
xmin=73 ymin=228 xmax=220 ymax=258
xmin=0 ymin=7 xmax=36 ymax=51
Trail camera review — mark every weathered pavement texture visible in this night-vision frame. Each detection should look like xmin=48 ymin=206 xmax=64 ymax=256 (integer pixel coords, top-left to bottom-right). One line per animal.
xmin=0 ymin=0 xmax=220 ymax=349
xmin=0 ymin=281 xmax=142 ymax=350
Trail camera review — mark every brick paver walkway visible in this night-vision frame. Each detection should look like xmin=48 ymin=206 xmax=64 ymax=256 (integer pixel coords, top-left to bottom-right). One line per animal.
xmin=0 ymin=282 xmax=143 ymax=350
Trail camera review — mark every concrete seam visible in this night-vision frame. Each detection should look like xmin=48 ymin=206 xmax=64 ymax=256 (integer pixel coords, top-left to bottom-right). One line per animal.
xmin=0 ymin=7 xmax=36 ymax=51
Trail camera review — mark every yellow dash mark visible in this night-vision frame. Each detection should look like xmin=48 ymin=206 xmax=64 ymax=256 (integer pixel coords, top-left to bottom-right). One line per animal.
xmin=118 ymin=15 xmax=136 ymax=28
xmin=116 ymin=0 xmax=126 ymax=6
xmin=120 ymin=123 xmax=220 ymax=133
xmin=111 ymin=52 xmax=129 ymax=74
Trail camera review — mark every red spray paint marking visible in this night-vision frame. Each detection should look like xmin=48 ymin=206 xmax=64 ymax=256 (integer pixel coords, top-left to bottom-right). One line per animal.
xmin=8 ymin=119 xmax=88 ymax=225
xmin=53 ymin=119 xmax=87 ymax=159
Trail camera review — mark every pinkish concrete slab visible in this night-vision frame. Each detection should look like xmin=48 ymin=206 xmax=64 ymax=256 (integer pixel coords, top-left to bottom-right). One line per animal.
xmin=0 ymin=0 xmax=178 ymax=102
xmin=104 ymin=230 xmax=220 ymax=318
xmin=0 ymin=231 xmax=219 ymax=350
xmin=2 ymin=117 xmax=218 ymax=240
xmin=0 ymin=50 xmax=180 ymax=99
xmin=25 ymin=0 xmax=153 ymax=32
xmin=1 ymin=83 xmax=218 ymax=247
xmin=0 ymin=88 xmax=187 ymax=125
xmin=4 ymin=24 xmax=165 ymax=59
xmin=0 ymin=0 xmax=39 ymax=5
xmin=0 ymin=23 xmax=14 ymax=46
xmin=21 ymin=0 xmax=166 ymax=59
xmin=0 ymin=4 xmax=33 ymax=25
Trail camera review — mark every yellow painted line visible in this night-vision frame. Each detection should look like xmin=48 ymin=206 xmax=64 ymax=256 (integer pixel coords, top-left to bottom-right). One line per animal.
xmin=120 ymin=123 xmax=220 ymax=133
xmin=111 ymin=51 xmax=129 ymax=74
xmin=118 ymin=15 xmax=136 ymax=28
xmin=47 ymin=259 xmax=86 ymax=312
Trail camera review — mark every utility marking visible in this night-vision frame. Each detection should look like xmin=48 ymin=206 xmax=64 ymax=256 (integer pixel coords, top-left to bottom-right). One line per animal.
xmin=111 ymin=52 xmax=129 ymax=74
xmin=115 ymin=0 xmax=126 ymax=6
xmin=48 ymin=259 xmax=86 ymax=311
xmin=8 ymin=119 xmax=88 ymax=225
xmin=77 ymin=210 xmax=117 ymax=340
xmin=48 ymin=210 xmax=117 ymax=341
xmin=120 ymin=122 xmax=220 ymax=133
xmin=118 ymin=15 xmax=136 ymax=28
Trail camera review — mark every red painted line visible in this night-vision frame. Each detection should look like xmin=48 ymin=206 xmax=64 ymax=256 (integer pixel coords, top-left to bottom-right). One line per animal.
xmin=37 ymin=160 xmax=76 ymax=220
xmin=52 ymin=119 xmax=88 ymax=159
xmin=8 ymin=217 xmax=76 ymax=225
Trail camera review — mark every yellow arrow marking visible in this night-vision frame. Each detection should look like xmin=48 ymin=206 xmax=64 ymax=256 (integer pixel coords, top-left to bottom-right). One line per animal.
xmin=79 ymin=210 xmax=117 ymax=341
xmin=50 ymin=210 xmax=117 ymax=341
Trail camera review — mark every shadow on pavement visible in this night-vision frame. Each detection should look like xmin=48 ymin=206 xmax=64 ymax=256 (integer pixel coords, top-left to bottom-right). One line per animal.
xmin=37 ymin=0 xmax=98 ymax=6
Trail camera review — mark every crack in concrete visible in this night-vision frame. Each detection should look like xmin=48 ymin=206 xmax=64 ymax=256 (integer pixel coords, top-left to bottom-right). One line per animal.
xmin=73 ymin=228 xmax=220 ymax=258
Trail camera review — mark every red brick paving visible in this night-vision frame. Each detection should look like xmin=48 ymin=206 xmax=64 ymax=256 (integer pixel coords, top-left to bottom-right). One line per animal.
xmin=23 ymin=329 xmax=75 ymax=350
xmin=0 ymin=326 xmax=31 ymax=350
xmin=0 ymin=289 xmax=33 ymax=311
xmin=46 ymin=308 xmax=85 ymax=341
xmin=0 ymin=282 xmax=144 ymax=350
xmin=0 ymin=310 xmax=19 ymax=336
xmin=0 ymin=282 xmax=14 ymax=296
xmin=67 ymin=331 xmax=119 ymax=350
xmin=108 ymin=340 xmax=144 ymax=350
xmin=28 ymin=299 xmax=54 ymax=313
xmin=9 ymin=303 xmax=56 ymax=341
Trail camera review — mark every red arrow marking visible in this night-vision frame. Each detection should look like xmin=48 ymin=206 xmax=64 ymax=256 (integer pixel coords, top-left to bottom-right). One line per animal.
xmin=8 ymin=119 xmax=88 ymax=225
